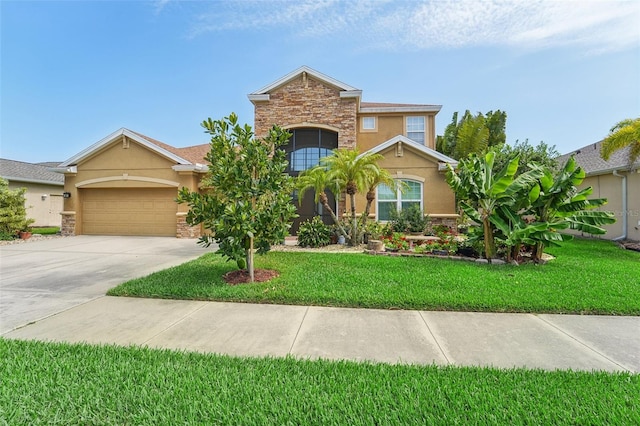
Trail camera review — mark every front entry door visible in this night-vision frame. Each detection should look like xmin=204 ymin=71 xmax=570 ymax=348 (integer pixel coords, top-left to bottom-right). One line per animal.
xmin=291 ymin=189 xmax=336 ymax=235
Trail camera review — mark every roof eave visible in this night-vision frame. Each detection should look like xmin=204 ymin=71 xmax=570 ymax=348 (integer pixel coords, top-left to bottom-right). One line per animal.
xmin=172 ymin=164 xmax=209 ymax=173
xmin=359 ymin=105 xmax=442 ymax=114
xmin=248 ymin=94 xmax=270 ymax=103
xmin=358 ymin=135 xmax=457 ymax=165
xmin=1 ymin=176 xmax=64 ymax=186
xmin=59 ymin=128 xmax=191 ymax=167
xmin=585 ymin=164 xmax=640 ymax=176
xmin=249 ymin=65 xmax=360 ymax=96
xmin=340 ymin=90 xmax=362 ymax=99
xmin=50 ymin=166 xmax=78 ymax=174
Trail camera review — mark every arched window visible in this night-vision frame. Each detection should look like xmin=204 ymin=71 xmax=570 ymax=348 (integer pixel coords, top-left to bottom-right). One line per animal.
xmin=377 ymin=179 xmax=422 ymax=221
xmin=282 ymin=128 xmax=338 ymax=175
xmin=291 ymin=147 xmax=333 ymax=172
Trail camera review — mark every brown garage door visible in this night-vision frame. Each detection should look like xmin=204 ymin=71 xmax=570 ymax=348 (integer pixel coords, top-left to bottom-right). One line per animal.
xmin=81 ymin=188 xmax=177 ymax=236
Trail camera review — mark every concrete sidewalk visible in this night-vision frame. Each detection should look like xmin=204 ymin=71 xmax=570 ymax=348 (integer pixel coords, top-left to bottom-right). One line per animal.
xmin=4 ymin=296 xmax=639 ymax=372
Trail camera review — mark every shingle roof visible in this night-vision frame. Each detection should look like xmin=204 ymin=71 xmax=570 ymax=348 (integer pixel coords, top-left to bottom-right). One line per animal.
xmin=0 ymin=158 xmax=65 ymax=185
xmin=359 ymin=101 xmax=441 ymax=113
xmin=128 ymin=130 xmax=209 ymax=164
xmin=360 ymin=102 xmax=440 ymax=108
xmin=557 ymin=141 xmax=639 ymax=175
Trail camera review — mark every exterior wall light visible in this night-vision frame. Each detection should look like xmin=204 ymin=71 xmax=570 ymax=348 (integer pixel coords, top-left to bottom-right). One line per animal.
xmin=63 ymin=192 xmax=71 ymax=198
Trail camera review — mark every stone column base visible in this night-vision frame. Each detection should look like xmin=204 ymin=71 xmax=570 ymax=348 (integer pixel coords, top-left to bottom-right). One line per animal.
xmin=60 ymin=211 xmax=76 ymax=236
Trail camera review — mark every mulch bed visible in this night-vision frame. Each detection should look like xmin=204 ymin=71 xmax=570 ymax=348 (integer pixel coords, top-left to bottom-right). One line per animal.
xmin=223 ymin=269 xmax=280 ymax=285
xmin=621 ymin=241 xmax=640 ymax=252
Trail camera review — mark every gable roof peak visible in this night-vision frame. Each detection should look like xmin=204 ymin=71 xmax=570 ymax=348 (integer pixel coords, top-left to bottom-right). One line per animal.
xmin=248 ymin=66 xmax=361 ymax=103
xmin=359 ymin=135 xmax=458 ymax=169
xmin=58 ymin=128 xmax=193 ymax=168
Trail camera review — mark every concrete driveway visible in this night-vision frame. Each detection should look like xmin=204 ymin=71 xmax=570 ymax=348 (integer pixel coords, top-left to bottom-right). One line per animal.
xmin=0 ymin=235 xmax=210 ymax=334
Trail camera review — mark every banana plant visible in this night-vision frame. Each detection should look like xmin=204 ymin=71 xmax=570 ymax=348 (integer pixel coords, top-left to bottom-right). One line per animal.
xmin=526 ymin=156 xmax=615 ymax=261
xmin=447 ymin=151 xmax=542 ymax=260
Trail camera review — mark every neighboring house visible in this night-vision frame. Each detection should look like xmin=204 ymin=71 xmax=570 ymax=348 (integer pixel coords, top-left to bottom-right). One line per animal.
xmin=557 ymin=141 xmax=640 ymax=242
xmin=248 ymin=66 xmax=458 ymax=232
xmin=0 ymin=158 xmax=64 ymax=227
xmin=55 ymin=66 xmax=458 ymax=237
xmin=53 ymin=130 xmax=209 ymax=237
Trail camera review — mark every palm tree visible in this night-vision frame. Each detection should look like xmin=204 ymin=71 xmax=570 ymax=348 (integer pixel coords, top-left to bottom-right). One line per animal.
xmin=360 ymin=167 xmax=397 ymax=230
xmin=600 ymin=118 xmax=640 ymax=166
xmin=296 ymin=166 xmax=347 ymax=238
xmin=323 ymin=149 xmax=385 ymax=245
xmin=453 ymin=114 xmax=489 ymax=159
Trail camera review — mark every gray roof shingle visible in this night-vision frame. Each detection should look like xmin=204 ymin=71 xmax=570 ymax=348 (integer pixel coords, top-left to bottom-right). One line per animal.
xmin=557 ymin=141 xmax=639 ymax=175
xmin=0 ymin=158 xmax=64 ymax=185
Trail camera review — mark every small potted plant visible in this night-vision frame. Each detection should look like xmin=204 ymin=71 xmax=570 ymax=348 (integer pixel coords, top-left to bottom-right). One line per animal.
xmin=18 ymin=219 xmax=35 ymax=240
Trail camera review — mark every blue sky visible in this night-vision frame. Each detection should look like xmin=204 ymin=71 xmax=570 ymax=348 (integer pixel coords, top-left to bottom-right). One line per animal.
xmin=1 ymin=0 xmax=639 ymax=163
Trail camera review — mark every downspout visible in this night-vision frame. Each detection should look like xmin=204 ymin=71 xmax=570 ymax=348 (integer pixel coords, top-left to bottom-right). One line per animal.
xmin=612 ymin=170 xmax=627 ymax=241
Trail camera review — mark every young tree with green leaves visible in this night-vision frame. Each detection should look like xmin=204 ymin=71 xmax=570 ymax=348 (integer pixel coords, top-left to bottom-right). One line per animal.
xmin=177 ymin=113 xmax=297 ymax=282
xmin=493 ymin=139 xmax=559 ymax=175
xmin=600 ymin=118 xmax=640 ymax=166
xmin=437 ymin=110 xmax=507 ymax=160
xmin=0 ymin=178 xmax=34 ymax=239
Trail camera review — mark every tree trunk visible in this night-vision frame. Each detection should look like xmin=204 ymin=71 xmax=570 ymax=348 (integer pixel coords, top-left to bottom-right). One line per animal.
xmin=361 ymin=189 xmax=375 ymax=229
xmin=350 ymin=193 xmax=357 ymax=246
xmin=482 ymin=217 xmax=496 ymax=260
xmin=319 ymin=192 xmax=348 ymax=238
xmin=247 ymin=236 xmax=254 ymax=282
xmin=534 ymin=242 xmax=544 ymax=263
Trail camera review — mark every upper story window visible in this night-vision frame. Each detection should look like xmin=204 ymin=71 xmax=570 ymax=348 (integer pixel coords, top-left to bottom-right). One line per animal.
xmin=282 ymin=128 xmax=338 ymax=175
xmin=361 ymin=116 xmax=376 ymax=131
xmin=291 ymin=147 xmax=333 ymax=172
xmin=406 ymin=116 xmax=425 ymax=144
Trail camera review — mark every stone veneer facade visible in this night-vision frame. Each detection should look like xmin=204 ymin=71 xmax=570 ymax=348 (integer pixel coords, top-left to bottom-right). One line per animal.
xmin=252 ymin=74 xmax=357 ymax=150
xmin=176 ymin=213 xmax=201 ymax=238
xmin=60 ymin=212 xmax=76 ymax=236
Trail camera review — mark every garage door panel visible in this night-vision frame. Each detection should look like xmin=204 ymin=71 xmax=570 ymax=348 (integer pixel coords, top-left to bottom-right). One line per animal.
xmin=81 ymin=188 xmax=177 ymax=236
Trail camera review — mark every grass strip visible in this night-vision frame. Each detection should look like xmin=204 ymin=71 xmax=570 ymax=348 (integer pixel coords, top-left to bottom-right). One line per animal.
xmin=1 ymin=338 xmax=638 ymax=425
xmin=31 ymin=227 xmax=60 ymax=235
xmin=108 ymin=239 xmax=640 ymax=315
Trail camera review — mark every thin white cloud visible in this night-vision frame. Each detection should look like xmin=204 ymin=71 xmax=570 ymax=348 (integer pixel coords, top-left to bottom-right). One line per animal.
xmin=181 ymin=0 xmax=640 ymax=54
xmin=153 ymin=0 xmax=172 ymax=15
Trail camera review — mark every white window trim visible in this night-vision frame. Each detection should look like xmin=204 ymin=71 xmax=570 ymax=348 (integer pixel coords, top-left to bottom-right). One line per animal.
xmin=361 ymin=116 xmax=377 ymax=132
xmin=405 ymin=116 xmax=426 ymax=144
xmin=376 ymin=178 xmax=423 ymax=221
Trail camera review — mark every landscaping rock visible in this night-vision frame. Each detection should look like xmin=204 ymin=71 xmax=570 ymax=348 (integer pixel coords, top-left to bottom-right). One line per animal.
xmin=367 ymin=240 xmax=385 ymax=252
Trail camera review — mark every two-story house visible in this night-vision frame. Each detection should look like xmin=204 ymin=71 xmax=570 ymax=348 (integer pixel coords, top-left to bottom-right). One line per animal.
xmin=55 ymin=66 xmax=457 ymax=237
xmin=249 ymin=66 xmax=458 ymax=232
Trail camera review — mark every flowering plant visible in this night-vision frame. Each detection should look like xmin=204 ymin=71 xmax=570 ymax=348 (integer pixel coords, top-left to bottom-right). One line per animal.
xmin=381 ymin=232 xmax=409 ymax=251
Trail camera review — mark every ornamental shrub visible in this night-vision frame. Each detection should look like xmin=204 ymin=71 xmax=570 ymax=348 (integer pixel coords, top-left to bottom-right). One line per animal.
xmin=0 ymin=178 xmax=34 ymax=239
xmin=297 ymin=216 xmax=331 ymax=248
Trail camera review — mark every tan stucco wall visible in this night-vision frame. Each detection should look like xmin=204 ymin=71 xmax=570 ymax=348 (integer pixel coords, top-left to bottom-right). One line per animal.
xmin=253 ymin=75 xmax=358 ymax=149
xmin=567 ymin=170 xmax=640 ymax=241
xmin=62 ymin=138 xmax=203 ymax=236
xmin=353 ymin=145 xmax=456 ymax=219
xmin=8 ymin=181 xmax=63 ymax=227
xmin=357 ymin=113 xmax=437 ymax=152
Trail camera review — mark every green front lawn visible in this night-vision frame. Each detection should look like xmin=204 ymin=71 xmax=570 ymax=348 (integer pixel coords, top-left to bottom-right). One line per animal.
xmin=31 ymin=226 xmax=60 ymax=235
xmin=2 ymin=339 xmax=637 ymax=425
xmin=108 ymin=239 xmax=640 ymax=315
